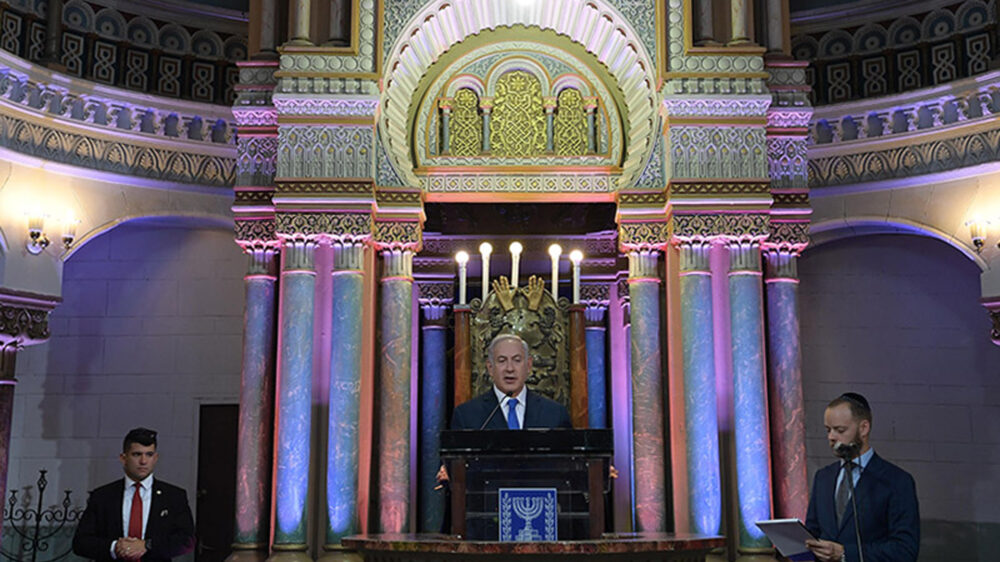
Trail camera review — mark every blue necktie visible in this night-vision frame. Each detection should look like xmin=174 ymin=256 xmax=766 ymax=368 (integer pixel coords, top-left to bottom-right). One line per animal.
xmin=507 ymin=398 xmax=520 ymax=429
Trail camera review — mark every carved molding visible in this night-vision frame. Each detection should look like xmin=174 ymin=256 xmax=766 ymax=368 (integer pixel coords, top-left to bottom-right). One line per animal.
xmin=0 ymin=290 xmax=60 ymax=347
xmin=235 ymin=219 xmax=277 ymax=246
xmin=669 ymin=181 xmax=771 ymax=196
xmin=275 ymin=180 xmax=373 ymax=194
xmin=374 ymin=220 xmax=423 ymax=250
xmin=673 ymin=213 xmax=770 ymax=242
xmin=662 ymin=96 xmax=772 ymax=117
xmin=423 ymin=173 xmax=615 ymax=193
xmin=275 ymin=212 xmax=373 ymax=238
xmin=272 ymin=97 xmax=379 ymax=117
xmin=619 ymin=222 xmax=670 ymax=251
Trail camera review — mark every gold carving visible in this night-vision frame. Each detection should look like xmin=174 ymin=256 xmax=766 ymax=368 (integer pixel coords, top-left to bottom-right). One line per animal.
xmin=554 ymin=88 xmax=587 ymax=155
xmin=449 ymin=88 xmax=482 ymax=157
xmin=275 ymin=212 xmax=372 ymax=237
xmin=276 ymin=180 xmax=373 ymax=194
xmin=669 ymin=181 xmax=770 ymax=196
xmin=490 ymin=71 xmax=546 ymax=157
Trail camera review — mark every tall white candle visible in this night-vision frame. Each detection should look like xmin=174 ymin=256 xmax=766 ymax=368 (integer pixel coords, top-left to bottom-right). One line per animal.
xmin=548 ymin=244 xmax=562 ymax=301
xmin=456 ymin=251 xmax=469 ymax=305
xmin=569 ymin=250 xmax=583 ymax=304
xmin=509 ymin=241 xmax=523 ymax=289
xmin=479 ymin=242 xmax=493 ymax=302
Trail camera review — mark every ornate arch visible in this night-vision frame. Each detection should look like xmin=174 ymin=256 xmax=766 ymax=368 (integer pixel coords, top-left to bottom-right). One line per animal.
xmin=379 ymin=0 xmax=657 ymax=189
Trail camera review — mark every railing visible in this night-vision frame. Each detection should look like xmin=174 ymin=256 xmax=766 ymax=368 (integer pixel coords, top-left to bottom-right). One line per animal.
xmin=0 ymin=470 xmax=85 ymax=562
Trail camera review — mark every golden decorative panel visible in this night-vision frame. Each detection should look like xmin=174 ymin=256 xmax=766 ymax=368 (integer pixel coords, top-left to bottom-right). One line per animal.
xmin=554 ymin=88 xmax=588 ymax=155
xmin=490 ymin=71 xmax=546 ymax=157
xmin=449 ymin=88 xmax=482 ymax=157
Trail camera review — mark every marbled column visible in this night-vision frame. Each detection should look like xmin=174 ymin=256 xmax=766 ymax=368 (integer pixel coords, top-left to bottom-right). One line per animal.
xmin=453 ymin=306 xmax=472 ymax=406
xmin=763 ymin=248 xmax=808 ymax=520
xmin=378 ymin=249 xmax=415 ymax=533
xmin=326 ymin=241 xmax=366 ymax=547
xmin=569 ymin=304 xmax=590 ymax=428
xmin=481 ymin=99 xmax=493 ymax=153
xmin=232 ymin=247 xmax=278 ymax=554
xmin=585 ymin=303 xmax=608 ymax=429
xmin=0 ymin=345 xmax=16 ymax=532
xmin=694 ymin=0 xmax=715 ymax=44
xmin=627 ymin=250 xmax=666 ymax=531
xmin=728 ymin=241 xmax=773 ymax=555
xmin=677 ymin=241 xmax=722 ymax=535
xmin=418 ymin=297 xmax=449 ymax=532
xmin=289 ymin=0 xmax=312 ymax=44
xmin=730 ymin=0 xmax=751 ymax=44
xmin=273 ymin=239 xmax=317 ymax=550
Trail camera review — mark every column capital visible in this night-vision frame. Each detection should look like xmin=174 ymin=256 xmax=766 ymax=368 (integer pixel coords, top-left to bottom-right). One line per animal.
xmin=276 ymin=211 xmax=373 ymax=240
xmin=673 ymin=213 xmax=770 ymax=245
xmin=728 ymin=239 xmax=762 ymax=273
xmin=619 ymin=221 xmax=670 ymax=253
xmin=236 ymin=219 xmax=278 ymax=249
xmin=677 ymin=240 xmax=713 ymax=273
xmin=627 ymin=250 xmax=660 ymax=280
xmin=761 ymin=222 xmax=810 ymax=255
xmin=479 ymin=97 xmax=495 ymax=111
xmin=437 ymin=97 xmax=453 ymax=111
xmin=982 ymin=297 xmax=1000 ymax=346
xmin=543 ymin=97 xmax=557 ymax=111
xmin=245 ymin=246 xmax=279 ymax=277
xmin=0 ymin=289 xmax=59 ymax=349
xmin=763 ymin=247 xmax=799 ymax=280
xmin=280 ymin=238 xmax=318 ymax=272
xmin=382 ymin=248 xmax=414 ymax=279
xmin=332 ymin=240 xmax=366 ymax=271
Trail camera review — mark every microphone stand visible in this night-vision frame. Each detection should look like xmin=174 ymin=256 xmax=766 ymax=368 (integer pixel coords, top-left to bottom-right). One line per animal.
xmin=843 ymin=454 xmax=865 ymax=562
xmin=478 ymin=391 xmax=513 ymax=430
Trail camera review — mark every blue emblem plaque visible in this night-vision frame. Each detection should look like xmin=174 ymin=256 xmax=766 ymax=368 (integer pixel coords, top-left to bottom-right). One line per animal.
xmin=498 ymin=488 xmax=558 ymax=541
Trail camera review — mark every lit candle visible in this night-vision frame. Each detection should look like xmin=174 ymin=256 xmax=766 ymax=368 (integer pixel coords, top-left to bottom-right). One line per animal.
xmin=456 ymin=251 xmax=469 ymax=305
xmin=569 ymin=250 xmax=583 ymax=304
xmin=509 ymin=241 xmax=523 ymax=289
xmin=548 ymin=244 xmax=562 ymax=301
xmin=479 ymin=242 xmax=493 ymax=302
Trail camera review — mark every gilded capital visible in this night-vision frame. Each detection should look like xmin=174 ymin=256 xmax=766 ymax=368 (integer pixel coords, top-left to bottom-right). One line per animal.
xmin=382 ymin=249 xmax=414 ymax=279
xmin=627 ymin=250 xmax=660 ymax=280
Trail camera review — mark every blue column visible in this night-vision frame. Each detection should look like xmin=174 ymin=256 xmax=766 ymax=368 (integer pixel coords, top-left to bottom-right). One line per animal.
xmin=273 ymin=239 xmax=316 ymax=552
xmin=678 ymin=241 xmax=722 ymax=535
xmin=233 ymin=247 xmax=277 ymax=557
xmin=418 ymin=292 xmax=449 ymax=532
xmin=325 ymin=241 xmax=366 ymax=548
xmin=378 ymin=249 xmax=414 ymax=533
xmin=728 ymin=241 xmax=773 ymax=558
xmin=585 ymin=303 xmax=608 ymax=428
xmin=627 ymin=250 xmax=666 ymax=531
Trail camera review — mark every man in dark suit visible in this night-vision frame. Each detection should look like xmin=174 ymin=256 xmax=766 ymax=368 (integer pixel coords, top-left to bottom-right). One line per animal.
xmin=805 ymin=393 xmax=919 ymax=562
xmin=73 ymin=427 xmax=195 ymax=562
xmin=451 ymin=333 xmax=571 ymax=430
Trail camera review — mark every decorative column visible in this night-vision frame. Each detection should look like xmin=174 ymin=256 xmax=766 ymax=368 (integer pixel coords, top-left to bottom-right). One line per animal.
xmin=627 ymin=249 xmax=666 ymax=531
xmin=254 ymin=0 xmax=279 ymax=57
xmin=231 ymin=246 xmax=278 ymax=562
xmin=728 ymin=240 xmax=774 ymax=561
xmin=289 ymin=0 xmax=312 ymax=45
xmin=323 ymin=240 xmax=367 ymax=559
xmin=694 ymin=0 xmax=715 ymax=45
xmin=43 ymin=0 xmax=63 ymax=66
xmin=764 ymin=0 xmax=787 ymax=53
xmin=583 ymin=285 xmax=609 ymax=429
xmin=270 ymin=238 xmax=317 ymax=561
xmin=676 ymin=241 xmax=722 ymax=536
xmin=377 ymin=247 xmax=415 ymax=533
xmin=438 ymin=99 xmax=452 ymax=155
xmin=765 ymin=58 xmax=813 ymax=520
xmin=584 ymin=98 xmax=598 ymax=153
xmin=544 ymin=97 xmax=556 ymax=152
xmin=480 ymin=98 xmax=493 ymax=153
xmin=417 ymin=283 xmax=452 ymax=532
xmin=986 ymin=298 xmax=1000 ymax=346
xmin=730 ymin=0 xmax=751 ymax=45
xmin=0 ymin=291 xmax=56 ymax=532
xmin=762 ymin=244 xmax=808 ymax=521
xmin=569 ymin=304 xmax=590 ymax=428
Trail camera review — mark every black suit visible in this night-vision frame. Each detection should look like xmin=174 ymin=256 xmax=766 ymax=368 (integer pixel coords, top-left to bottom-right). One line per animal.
xmin=450 ymin=389 xmax=572 ymax=430
xmin=73 ymin=478 xmax=195 ymax=562
xmin=805 ymin=452 xmax=920 ymax=562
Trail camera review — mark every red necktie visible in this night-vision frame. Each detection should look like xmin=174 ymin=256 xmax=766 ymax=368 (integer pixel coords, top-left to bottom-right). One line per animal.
xmin=128 ymin=482 xmax=143 ymax=538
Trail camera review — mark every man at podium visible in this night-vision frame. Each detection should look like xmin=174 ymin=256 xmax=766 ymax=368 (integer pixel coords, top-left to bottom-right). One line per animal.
xmin=451 ymin=333 xmax=571 ymax=430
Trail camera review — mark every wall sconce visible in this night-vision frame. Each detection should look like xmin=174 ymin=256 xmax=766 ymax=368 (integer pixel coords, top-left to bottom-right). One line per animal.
xmin=25 ymin=209 xmax=78 ymax=256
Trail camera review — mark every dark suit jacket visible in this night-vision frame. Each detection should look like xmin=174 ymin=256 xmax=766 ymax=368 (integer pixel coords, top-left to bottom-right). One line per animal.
xmin=73 ymin=478 xmax=195 ymax=562
xmin=450 ymin=389 xmax=572 ymax=430
xmin=805 ymin=452 xmax=919 ymax=562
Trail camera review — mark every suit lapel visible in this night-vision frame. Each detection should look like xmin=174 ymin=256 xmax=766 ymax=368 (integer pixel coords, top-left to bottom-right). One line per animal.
xmin=146 ymin=480 xmax=162 ymax=539
xmin=523 ymin=391 xmax=541 ymax=428
xmin=482 ymin=392 xmax=507 ymax=430
xmin=113 ymin=479 xmax=126 ymax=538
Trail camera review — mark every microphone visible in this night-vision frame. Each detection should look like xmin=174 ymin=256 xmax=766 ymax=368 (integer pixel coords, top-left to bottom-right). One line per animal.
xmin=833 ymin=441 xmax=859 ymax=459
xmin=479 ymin=391 xmax=513 ymax=430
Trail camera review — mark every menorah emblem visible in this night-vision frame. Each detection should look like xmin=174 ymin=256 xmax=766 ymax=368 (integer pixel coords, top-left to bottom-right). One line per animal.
xmin=512 ymin=496 xmax=545 ymax=541
xmin=498 ymin=488 xmax=557 ymax=541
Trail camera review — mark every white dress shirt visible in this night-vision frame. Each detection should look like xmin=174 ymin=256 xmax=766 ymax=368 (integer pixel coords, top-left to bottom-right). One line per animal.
xmin=111 ymin=473 xmax=154 ymax=558
xmin=493 ymin=385 xmax=526 ymax=428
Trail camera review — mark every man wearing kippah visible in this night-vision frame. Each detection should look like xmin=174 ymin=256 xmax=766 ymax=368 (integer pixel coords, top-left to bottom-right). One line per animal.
xmin=73 ymin=427 xmax=195 ymax=561
xmin=805 ymin=393 xmax=920 ymax=562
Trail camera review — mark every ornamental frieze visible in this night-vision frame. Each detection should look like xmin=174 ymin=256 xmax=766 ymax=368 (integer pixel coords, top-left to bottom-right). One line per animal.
xmin=275 ymin=180 xmax=373 ymax=194
xmin=417 ymin=281 xmax=455 ymax=304
xmin=0 ymin=291 xmax=59 ymax=347
xmin=619 ymin=221 xmax=670 ymax=251
xmin=374 ymin=220 xmax=423 ymax=250
xmin=672 ymin=213 xmax=770 ymax=242
xmin=771 ymin=192 xmax=811 ymax=207
xmin=376 ymin=189 xmax=423 ymax=205
xmin=275 ymin=212 xmax=373 ymax=238
xmin=234 ymin=189 xmax=274 ymax=204
xmin=424 ymin=173 xmax=614 ymax=193
xmin=235 ymin=219 xmax=277 ymax=245
xmin=580 ymin=283 xmax=610 ymax=305
xmin=763 ymin=222 xmax=810 ymax=251
xmin=669 ymin=181 xmax=771 ymax=196
xmin=618 ymin=191 xmax=667 ymax=207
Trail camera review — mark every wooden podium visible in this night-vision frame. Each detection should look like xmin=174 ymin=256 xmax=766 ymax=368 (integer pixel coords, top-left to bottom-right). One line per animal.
xmin=440 ymin=428 xmax=613 ymax=540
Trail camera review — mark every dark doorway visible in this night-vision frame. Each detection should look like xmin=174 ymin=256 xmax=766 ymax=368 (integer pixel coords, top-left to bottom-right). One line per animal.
xmin=195 ymin=404 xmax=238 ymax=562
